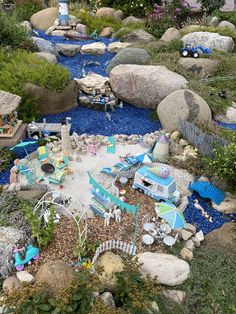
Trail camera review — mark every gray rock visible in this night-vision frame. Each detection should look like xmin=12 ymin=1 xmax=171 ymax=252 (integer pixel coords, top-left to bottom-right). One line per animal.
xmin=107 ymin=42 xmax=131 ymax=53
xmin=20 ymin=20 xmax=32 ymax=32
xmin=30 ymin=7 xmax=58 ymax=31
xmin=32 ymin=37 xmax=58 ymax=56
xmin=122 ymin=16 xmax=146 ymax=25
xmin=96 ymin=7 xmax=116 ymax=18
xmin=107 ymin=48 xmax=150 ymax=74
xmin=0 ymin=227 xmax=27 ymax=270
xmin=56 ymin=44 xmax=81 ymax=57
xmin=184 ymin=239 xmax=195 ymax=251
xmin=192 ymin=236 xmax=201 ymax=247
xmin=17 ymin=189 xmax=45 ymax=200
xmin=157 ymin=89 xmax=212 ymax=132
xmin=3 ymin=276 xmax=21 ymax=292
xmin=81 ymin=42 xmax=106 ymax=55
xmin=179 ymin=139 xmax=189 ymax=146
xmin=134 ymin=252 xmax=190 ymax=286
xmin=100 ymin=26 xmax=113 ymax=38
xmin=99 ymin=292 xmax=116 ymax=308
xmin=195 ymin=230 xmax=204 ymax=242
xmin=214 ymin=103 xmax=236 ymax=123
xmin=178 ymin=196 xmax=189 ymax=212
xmin=110 ymin=65 xmax=188 ymax=109
xmin=51 ymin=30 xmax=67 ymax=37
xmin=180 ymin=229 xmax=192 ymax=241
xmin=114 ymin=9 xmax=124 ymax=21
xmin=181 ymin=31 xmax=234 ymax=52
xmin=208 ymin=16 xmax=219 ymax=27
xmin=161 ymin=27 xmax=181 ymax=42
xmin=180 ymin=248 xmax=193 ymax=260
xmin=178 ymin=58 xmax=220 ymax=79
xmin=123 ymin=29 xmax=156 ymax=44
xmin=74 ymin=73 xmax=109 ymax=94
xmin=170 ymin=142 xmax=184 ymax=155
xmin=148 ymin=301 xmax=160 ymax=313
xmin=170 ymin=131 xmax=181 ymax=143
xmin=212 ymin=194 xmax=236 ymax=214
xmin=34 ymin=52 xmax=57 ymax=63
xmin=75 ymin=23 xmax=87 ymax=33
xmin=185 ymin=223 xmax=197 ymax=235
xmin=218 ymin=20 xmax=236 ymax=31
xmin=162 ymin=289 xmax=186 ymax=307
xmin=16 ymin=271 xmax=35 ymax=284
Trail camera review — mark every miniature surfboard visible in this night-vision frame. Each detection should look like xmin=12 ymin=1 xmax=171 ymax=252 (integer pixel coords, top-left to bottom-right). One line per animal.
xmin=107 ymin=136 xmax=116 ymax=154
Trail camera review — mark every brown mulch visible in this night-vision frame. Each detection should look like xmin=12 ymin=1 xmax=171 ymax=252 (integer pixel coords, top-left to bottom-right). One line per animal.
xmin=26 ymin=217 xmax=78 ymax=275
xmin=88 ymin=180 xmax=166 ymax=254
xmin=25 ymin=181 xmax=166 ymax=275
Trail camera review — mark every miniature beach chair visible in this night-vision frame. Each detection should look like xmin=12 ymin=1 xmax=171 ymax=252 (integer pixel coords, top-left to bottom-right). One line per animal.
xmin=37 ymin=146 xmax=50 ymax=164
xmin=54 ymin=156 xmax=69 ymax=170
xmin=107 ymin=136 xmax=116 ymax=154
xmin=48 ymin=170 xmax=65 ymax=185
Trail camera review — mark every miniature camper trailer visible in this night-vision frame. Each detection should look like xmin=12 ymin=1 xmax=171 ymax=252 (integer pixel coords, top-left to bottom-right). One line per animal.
xmin=132 ymin=165 xmax=180 ymax=205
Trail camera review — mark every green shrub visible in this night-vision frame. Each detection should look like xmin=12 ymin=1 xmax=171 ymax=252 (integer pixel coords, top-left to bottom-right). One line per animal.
xmin=214 ymin=11 xmax=236 ymax=25
xmin=13 ymin=2 xmax=43 ymax=22
xmin=0 ymin=148 xmax=16 ymax=173
xmin=0 ymin=48 xmax=70 ymax=122
xmin=22 ymin=203 xmax=56 ymax=247
xmin=0 ymin=10 xmax=31 ymax=48
xmin=204 ymin=138 xmax=236 ymax=188
xmin=197 ymin=0 xmax=226 ymax=14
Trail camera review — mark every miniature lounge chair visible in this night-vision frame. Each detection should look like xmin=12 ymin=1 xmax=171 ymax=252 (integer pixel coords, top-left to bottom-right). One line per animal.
xmin=37 ymin=146 xmax=50 ymax=164
xmin=54 ymin=156 xmax=69 ymax=170
xmin=48 ymin=171 xmax=65 ymax=185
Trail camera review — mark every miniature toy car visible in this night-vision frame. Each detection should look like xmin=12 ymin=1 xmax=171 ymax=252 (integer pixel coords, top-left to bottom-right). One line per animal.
xmin=180 ymin=43 xmax=212 ymax=58
xmin=132 ymin=166 xmax=181 ymax=205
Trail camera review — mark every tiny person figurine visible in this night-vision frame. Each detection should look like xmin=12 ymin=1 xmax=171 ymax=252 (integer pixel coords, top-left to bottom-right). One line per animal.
xmin=114 ymin=206 xmax=121 ymax=223
xmin=104 ymin=210 xmax=113 ymax=227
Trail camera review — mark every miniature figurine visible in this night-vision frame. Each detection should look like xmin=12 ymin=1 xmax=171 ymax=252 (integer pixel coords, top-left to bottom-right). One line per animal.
xmin=104 ymin=210 xmax=113 ymax=226
xmin=114 ymin=206 xmax=121 ymax=223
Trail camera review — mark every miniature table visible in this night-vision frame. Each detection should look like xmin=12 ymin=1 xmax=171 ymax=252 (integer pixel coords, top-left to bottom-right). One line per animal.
xmin=41 ymin=163 xmax=55 ymax=174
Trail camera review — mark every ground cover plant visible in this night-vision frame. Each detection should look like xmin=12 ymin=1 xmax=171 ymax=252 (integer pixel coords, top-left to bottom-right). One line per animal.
xmin=13 ymin=0 xmax=44 ymax=22
xmin=0 ymin=48 xmax=70 ymax=121
xmin=197 ymin=0 xmax=226 ymax=14
xmin=158 ymin=242 xmax=236 ymax=313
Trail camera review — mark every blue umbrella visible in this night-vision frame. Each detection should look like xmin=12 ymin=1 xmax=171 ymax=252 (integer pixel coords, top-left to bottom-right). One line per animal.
xmin=10 ymin=141 xmax=37 ymax=158
xmin=156 ymin=202 xmax=186 ymax=229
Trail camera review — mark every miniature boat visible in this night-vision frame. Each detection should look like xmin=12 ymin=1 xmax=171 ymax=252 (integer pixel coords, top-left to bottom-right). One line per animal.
xmin=64 ymin=33 xmax=93 ymax=41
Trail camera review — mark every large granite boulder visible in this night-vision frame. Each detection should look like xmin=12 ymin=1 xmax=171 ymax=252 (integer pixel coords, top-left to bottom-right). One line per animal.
xmin=34 ymin=52 xmax=57 ymax=64
xmin=56 ymin=43 xmax=81 ymax=57
xmin=157 ymin=89 xmax=212 ymax=132
xmin=161 ymin=27 xmax=182 ymax=42
xmin=122 ymin=16 xmax=146 ymax=25
xmin=181 ymin=32 xmax=234 ymax=52
xmin=74 ymin=73 xmax=109 ymax=94
xmin=81 ymin=42 xmax=106 ymax=55
xmin=24 ymin=81 xmax=78 ymax=114
xmin=123 ymin=29 xmax=156 ymax=44
xmin=107 ymin=48 xmax=150 ymax=74
xmin=178 ymin=58 xmax=220 ymax=79
xmin=32 ymin=37 xmax=58 ymax=56
xmin=30 ymin=7 xmax=58 ymax=31
xmin=110 ymin=65 xmax=188 ymax=109
xmin=96 ymin=7 xmax=116 ymax=18
xmin=135 ymin=252 xmax=190 ymax=286
xmin=218 ymin=20 xmax=236 ymax=31
xmin=35 ymin=260 xmax=75 ymax=298
xmin=95 ymin=252 xmax=124 ymax=291
xmin=107 ymin=42 xmax=132 ymax=53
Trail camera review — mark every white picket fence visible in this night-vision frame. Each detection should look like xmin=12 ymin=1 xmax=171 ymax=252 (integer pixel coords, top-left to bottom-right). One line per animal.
xmin=92 ymin=240 xmax=137 ymax=265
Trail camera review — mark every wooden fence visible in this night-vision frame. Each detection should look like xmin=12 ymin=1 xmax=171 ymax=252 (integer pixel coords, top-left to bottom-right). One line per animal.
xmin=92 ymin=240 xmax=137 ymax=265
xmin=178 ymin=119 xmax=228 ymax=157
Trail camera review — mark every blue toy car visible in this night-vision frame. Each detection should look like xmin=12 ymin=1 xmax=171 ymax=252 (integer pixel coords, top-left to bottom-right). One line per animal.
xmin=180 ymin=43 xmax=212 ymax=58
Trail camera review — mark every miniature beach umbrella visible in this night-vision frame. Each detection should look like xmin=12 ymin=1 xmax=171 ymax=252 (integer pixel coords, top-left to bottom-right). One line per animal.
xmin=10 ymin=140 xmax=37 ymax=158
xmin=135 ymin=152 xmax=153 ymax=164
xmin=156 ymin=202 xmax=186 ymax=230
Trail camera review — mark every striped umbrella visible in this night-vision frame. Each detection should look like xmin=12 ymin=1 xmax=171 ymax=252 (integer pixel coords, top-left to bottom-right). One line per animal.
xmin=156 ymin=202 xmax=186 ymax=229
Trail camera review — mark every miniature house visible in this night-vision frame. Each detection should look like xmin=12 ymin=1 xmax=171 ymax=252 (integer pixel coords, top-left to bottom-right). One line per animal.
xmin=0 ymin=90 xmax=27 ymax=147
xmin=0 ymin=91 xmax=22 ymax=138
